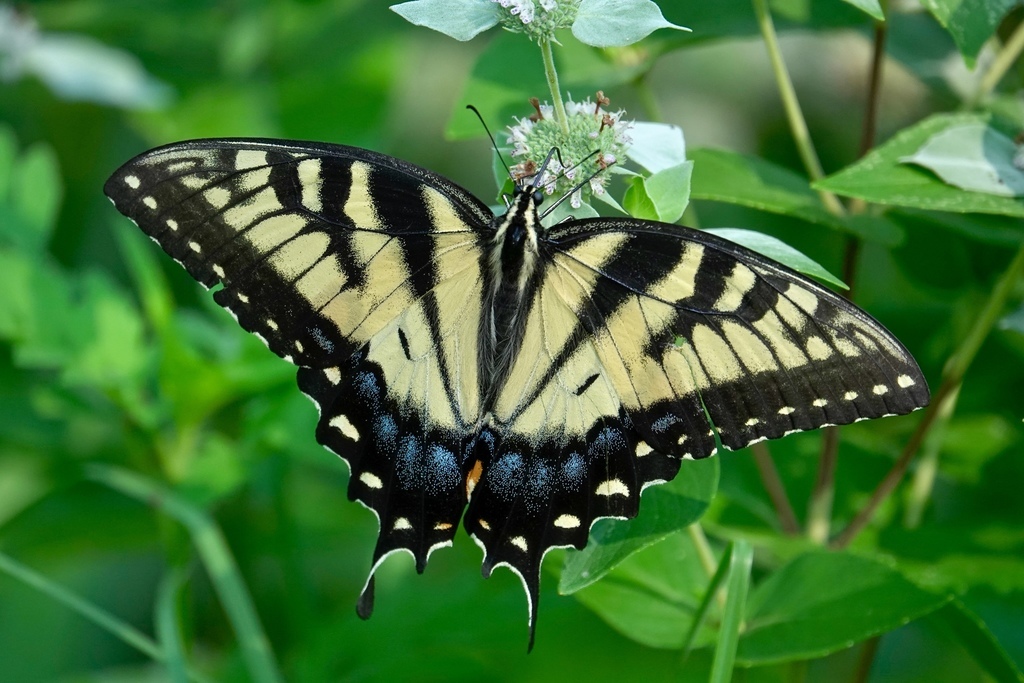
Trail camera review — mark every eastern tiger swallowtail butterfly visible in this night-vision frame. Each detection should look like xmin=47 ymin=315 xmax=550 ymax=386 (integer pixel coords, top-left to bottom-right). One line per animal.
xmin=104 ymin=139 xmax=929 ymax=648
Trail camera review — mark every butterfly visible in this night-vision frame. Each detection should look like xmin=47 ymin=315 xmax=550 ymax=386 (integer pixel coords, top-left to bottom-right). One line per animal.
xmin=105 ymin=138 xmax=929 ymax=648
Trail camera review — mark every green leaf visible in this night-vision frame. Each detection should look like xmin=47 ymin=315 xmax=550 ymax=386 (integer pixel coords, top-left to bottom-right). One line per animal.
xmin=710 ymin=540 xmax=753 ymax=683
xmin=0 ymin=140 xmax=62 ymax=251
xmin=623 ymin=176 xmax=659 ymax=221
xmin=840 ymin=0 xmax=884 ymax=20
xmin=87 ymin=465 xmax=284 ymax=683
xmin=918 ymin=0 xmax=1018 ymax=66
xmin=689 ymin=148 xmax=845 ymax=232
xmin=930 ymin=599 xmax=1024 ymax=683
xmin=737 ymin=552 xmax=950 ymax=665
xmin=705 ymin=228 xmax=848 ymax=290
xmin=390 ymin=0 xmax=500 ymax=41
xmin=628 ymin=122 xmax=687 ymax=174
xmin=0 ymin=126 xmax=16 ymax=197
xmin=540 ymin=197 xmax=600 ymax=228
xmin=901 ymin=122 xmax=1024 ymax=197
xmin=643 ymin=161 xmax=693 ymax=223
xmin=572 ymin=0 xmax=690 ymax=47
xmin=560 ymin=455 xmax=718 ymax=594
xmin=816 ymin=112 xmax=1024 ymax=217
xmin=569 ymin=530 xmax=719 ymax=649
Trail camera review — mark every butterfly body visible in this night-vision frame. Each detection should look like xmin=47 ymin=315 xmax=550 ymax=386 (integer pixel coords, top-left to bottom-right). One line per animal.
xmin=105 ymin=138 xmax=929 ymax=648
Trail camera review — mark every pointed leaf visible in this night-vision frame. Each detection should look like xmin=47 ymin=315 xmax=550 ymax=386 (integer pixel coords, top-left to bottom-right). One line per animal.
xmin=643 ymin=161 xmax=693 ymax=223
xmin=390 ymin=0 xmax=500 ymax=41
xmin=705 ymin=228 xmax=847 ymax=290
xmin=919 ymin=0 xmax=1018 ymax=66
xmin=841 ymin=0 xmax=884 ymax=20
xmin=572 ymin=0 xmax=690 ymax=47
xmin=737 ymin=552 xmax=950 ymax=665
xmin=901 ymin=122 xmax=1024 ymax=197
xmin=816 ymin=113 xmax=1024 ymax=217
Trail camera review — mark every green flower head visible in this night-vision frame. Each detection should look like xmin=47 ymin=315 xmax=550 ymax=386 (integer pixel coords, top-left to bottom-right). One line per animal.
xmin=508 ymin=93 xmax=632 ymax=208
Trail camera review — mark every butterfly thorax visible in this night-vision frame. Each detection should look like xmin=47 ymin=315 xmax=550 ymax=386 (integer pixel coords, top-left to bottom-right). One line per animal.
xmin=478 ymin=188 xmax=543 ymax=414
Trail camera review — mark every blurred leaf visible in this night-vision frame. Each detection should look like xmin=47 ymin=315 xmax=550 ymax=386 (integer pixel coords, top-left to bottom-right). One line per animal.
xmin=155 ymin=569 xmax=191 ymax=683
xmin=841 ymin=0 xmax=885 ymax=20
xmin=901 ymin=122 xmax=1024 ymax=197
xmin=816 ymin=113 xmax=1024 ymax=217
xmin=86 ymin=465 xmax=284 ymax=683
xmin=0 ymin=455 xmax=51 ymax=530
xmin=737 ymin=552 xmax=950 ymax=665
xmin=705 ymin=228 xmax=848 ymax=289
xmin=0 ymin=135 xmax=62 ymax=252
xmin=22 ymin=34 xmax=172 ymax=109
xmin=689 ymin=148 xmax=844 ymax=231
xmin=0 ymin=552 xmax=165 ymax=664
xmin=1001 ymin=302 xmax=1024 ymax=334
xmin=60 ymin=272 xmax=147 ymax=391
xmin=889 ymin=209 xmax=1024 ymax=246
xmin=572 ymin=0 xmax=690 ymax=47
xmin=560 ymin=456 xmax=718 ymax=594
xmin=0 ymin=127 xmax=16 ymax=199
xmin=930 ymin=599 xmax=1024 ymax=683
xmin=918 ymin=0 xmax=1018 ymax=66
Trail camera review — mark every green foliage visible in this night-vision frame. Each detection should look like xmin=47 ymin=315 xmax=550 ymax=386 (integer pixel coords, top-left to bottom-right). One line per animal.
xmin=1 ymin=0 xmax=1023 ymax=681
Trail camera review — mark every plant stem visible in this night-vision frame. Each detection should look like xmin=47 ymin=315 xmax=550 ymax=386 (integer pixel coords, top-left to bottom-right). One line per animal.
xmin=904 ymin=384 xmax=961 ymax=528
xmin=688 ymin=523 xmax=727 ymax=611
xmin=751 ymin=0 xmax=845 ymax=216
xmin=973 ymin=16 xmax=1024 ymax=105
xmin=750 ymin=442 xmax=800 ymax=534
xmin=632 ymin=72 xmax=663 ymax=123
xmin=852 ymin=636 xmax=882 ymax=683
xmin=859 ymin=12 xmax=888 ymax=158
xmin=808 ymin=9 xmax=885 ymax=545
xmin=540 ymin=39 xmax=570 ymax=136
xmin=688 ymin=522 xmax=719 ymax=578
xmin=832 ymin=244 xmax=1024 ymax=548
xmin=806 ymin=426 xmax=839 ymax=543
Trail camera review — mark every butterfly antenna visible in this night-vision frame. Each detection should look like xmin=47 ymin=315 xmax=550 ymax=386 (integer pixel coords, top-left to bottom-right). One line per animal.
xmin=467 ymin=105 xmax=514 ymax=184
xmin=539 ymin=155 xmax=616 ymax=220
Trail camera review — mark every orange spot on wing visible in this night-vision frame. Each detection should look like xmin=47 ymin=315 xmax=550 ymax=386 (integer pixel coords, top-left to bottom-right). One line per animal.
xmin=466 ymin=460 xmax=483 ymax=499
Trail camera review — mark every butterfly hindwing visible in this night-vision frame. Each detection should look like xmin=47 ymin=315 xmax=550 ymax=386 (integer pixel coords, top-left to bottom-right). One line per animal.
xmin=462 ymin=217 xmax=928 ymax=639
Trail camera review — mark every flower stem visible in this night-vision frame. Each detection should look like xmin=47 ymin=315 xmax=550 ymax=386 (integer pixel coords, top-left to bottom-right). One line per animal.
xmin=540 ymin=38 xmax=570 ymax=136
xmin=750 ymin=442 xmax=800 ymax=535
xmin=832 ymin=244 xmax=1024 ymax=548
xmin=751 ymin=0 xmax=845 ymax=216
xmin=972 ymin=16 xmax=1024 ymax=105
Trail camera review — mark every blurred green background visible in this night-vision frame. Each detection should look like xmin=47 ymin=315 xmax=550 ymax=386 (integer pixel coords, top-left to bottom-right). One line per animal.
xmin=1 ymin=0 xmax=1023 ymax=681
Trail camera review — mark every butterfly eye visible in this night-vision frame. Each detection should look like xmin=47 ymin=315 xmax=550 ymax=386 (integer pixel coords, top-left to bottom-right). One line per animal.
xmin=532 ymin=189 xmax=544 ymax=205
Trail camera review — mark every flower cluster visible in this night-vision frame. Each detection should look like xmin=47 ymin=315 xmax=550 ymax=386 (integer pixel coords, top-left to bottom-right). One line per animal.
xmin=507 ymin=93 xmax=632 ymax=208
xmin=490 ymin=0 xmax=580 ymax=42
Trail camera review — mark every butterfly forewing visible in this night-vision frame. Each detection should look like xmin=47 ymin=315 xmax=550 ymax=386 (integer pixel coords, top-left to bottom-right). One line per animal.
xmin=104 ymin=138 xmax=496 ymax=593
